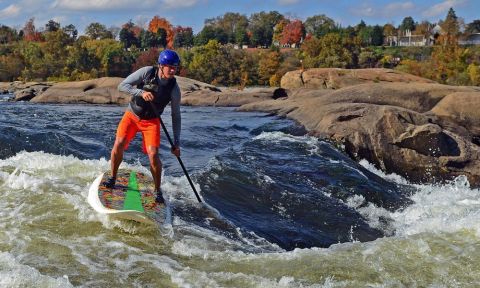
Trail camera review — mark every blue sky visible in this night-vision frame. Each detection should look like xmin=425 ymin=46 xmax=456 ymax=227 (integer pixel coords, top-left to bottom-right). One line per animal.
xmin=0 ymin=0 xmax=478 ymax=34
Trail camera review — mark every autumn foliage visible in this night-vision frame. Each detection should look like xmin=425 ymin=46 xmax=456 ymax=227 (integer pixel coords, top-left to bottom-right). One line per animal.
xmin=280 ymin=20 xmax=305 ymax=46
xmin=148 ymin=16 xmax=174 ymax=48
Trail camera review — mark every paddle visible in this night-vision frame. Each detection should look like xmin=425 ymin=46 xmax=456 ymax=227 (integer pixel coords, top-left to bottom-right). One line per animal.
xmin=149 ymin=102 xmax=202 ymax=203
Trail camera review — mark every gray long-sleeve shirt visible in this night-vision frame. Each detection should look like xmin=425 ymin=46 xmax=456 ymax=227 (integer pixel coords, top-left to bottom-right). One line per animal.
xmin=118 ymin=66 xmax=181 ymax=147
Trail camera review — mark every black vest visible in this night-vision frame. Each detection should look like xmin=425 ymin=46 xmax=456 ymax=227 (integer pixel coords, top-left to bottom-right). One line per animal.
xmin=130 ymin=66 xmax=177 ymax=120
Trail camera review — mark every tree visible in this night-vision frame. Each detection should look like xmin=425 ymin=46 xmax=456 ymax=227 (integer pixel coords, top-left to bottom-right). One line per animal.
xmin=465 ymin=20 xmax=480 ymax=34
xmin=85 ymin=22 xmax=110 ymax=40
xmin=414 ymin=21 xmax=433 ymax=37
xmin=248 ymin=11 xmax=284 ymax=47
xmin=156 ymin=28 xmax=167 ymax=48
xmin=273 ymin=19 xmax=289 ymax=44
xmin=45 ymin=20 xmax=60 ymax=32
xmin=304 ymin=14 xmax=336 ymax=38
xmin=43 ymin=30 xmax=70 ymax=78
xmin=205 ymin=12 xmax=249 ymax=44
xmin=358 ymin=25 xmax=373 ymax=46
xmin=119 ymin=26 xmax=140 ymax=48
xmin=0 ymin=25 xmax=18 ymax=44
xmin=194 ymin=25 xmax=228 ymax=45
xmin=400 ymin=16 xmax=415 ymax=33
xmin=467 ymin=64 xmax=480 ymax=85
xmin=371 ymin=25 xmax=384 ymax=46
xmin=22 ymin=18 xmax=43 ymax=42
xmin=173 ymin=26 xmax=194 ymax=48
xmin=383 ymin=24 xmax=396 ymax=37
xmin=148 ymin=16 xmax=174 ymax=48
xmin=258 ymin=50 xmax=282 ymax=86
xmin=63 ymin=24 xmax=78 ymax=41
xmin=132 ymin=48 xmax=159 ymax=71
xmin=139 ymin=30 xmax=156 ymax=49
xmin=280 ymin=19 xmax=305 ymax=46
xmin=318 ymin=33 xmax=353 ymax=68
xmin=441 ymin=7 xmax=460 ymax=36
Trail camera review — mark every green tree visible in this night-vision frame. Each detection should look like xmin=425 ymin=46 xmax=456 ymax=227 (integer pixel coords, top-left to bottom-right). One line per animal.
xmin=0 ymin=25 xmax=18 ymax=44
xmin=45 ymin=20 xmax=60 ymax=32
xmin=248 ymin=11 xmax=284 ymax=47
xmin=63 ymin=24 xmax=78 ymax=41
xmin=371 ymin=25 xmax=384 ymax=46
xmin=173 ymin=26 xmax=194 ymax=48
xmin=401 ymin=16 xmax=415 ymax=32
xmin=304 ymin=14 xmax=336 ymax=38
xmin=194 ymin=25 xmax=228 ymax=45
xmin=156 ymin=28 xmax=168 ymax=48
xmin=85 ymin=22 xmax=110 ymax=40
xmin=188 ymin=40 xmax=238 ymax=85
xmin=43 ymin=29 xmax=70 ymax=79
xmin=119 ymin=27 xmax=139 ymax=48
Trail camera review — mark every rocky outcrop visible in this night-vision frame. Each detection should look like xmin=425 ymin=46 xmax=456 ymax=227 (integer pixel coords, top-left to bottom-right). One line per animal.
xmin=31 ymin=77 xmax=129 ymax=104
xmin=29 ymin=76 xmax=220 ymax=104
xmin=181 ymin=87 xmax=287 ymax=106
xmin=241 ymin=77 xmax=480 ymax=187
xmin=280 ymin=68 xmax=435 ymax=90
xmin=0 ymin=81 xmax=54 ymax=101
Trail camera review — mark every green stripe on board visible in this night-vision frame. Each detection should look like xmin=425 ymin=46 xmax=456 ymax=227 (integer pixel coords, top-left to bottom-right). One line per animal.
xmin=123 ymin=171 xmax=144 ymax=212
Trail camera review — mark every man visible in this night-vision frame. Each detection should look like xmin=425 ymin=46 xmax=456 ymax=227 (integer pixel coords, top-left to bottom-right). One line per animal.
xmin=105 ymin=49 xmax=181 ymax=204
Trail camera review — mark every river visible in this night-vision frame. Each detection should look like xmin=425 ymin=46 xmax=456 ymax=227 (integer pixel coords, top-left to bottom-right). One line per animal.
xmin=1 ymin=99 xmax=479 ymax=287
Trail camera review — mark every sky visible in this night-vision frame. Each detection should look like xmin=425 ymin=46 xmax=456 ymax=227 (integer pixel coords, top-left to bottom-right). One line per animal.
xmin=0 ymin=0 xmax=478 ymax=34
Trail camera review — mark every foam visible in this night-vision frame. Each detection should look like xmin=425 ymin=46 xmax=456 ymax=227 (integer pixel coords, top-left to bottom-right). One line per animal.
xmin=0 ymin=252 xmax=73 ymax=287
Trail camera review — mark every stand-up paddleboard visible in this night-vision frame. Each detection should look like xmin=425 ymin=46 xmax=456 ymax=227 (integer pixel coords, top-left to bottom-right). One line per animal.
xmin=88 ymin=169 xmax=169 ymax=225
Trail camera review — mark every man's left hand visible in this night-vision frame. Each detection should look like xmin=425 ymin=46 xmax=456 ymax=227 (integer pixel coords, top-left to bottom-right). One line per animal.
xmin=171 ymin=146 xmax=180 ymax=157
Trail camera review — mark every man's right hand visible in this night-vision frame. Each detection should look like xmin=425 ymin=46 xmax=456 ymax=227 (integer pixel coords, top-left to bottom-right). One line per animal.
xmin=142 ymin=91 xmax=154 ymax=101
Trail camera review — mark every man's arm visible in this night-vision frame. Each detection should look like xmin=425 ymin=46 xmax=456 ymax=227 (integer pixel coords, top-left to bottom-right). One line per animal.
xmin=118 ymin=66 xmax=151 ymax=97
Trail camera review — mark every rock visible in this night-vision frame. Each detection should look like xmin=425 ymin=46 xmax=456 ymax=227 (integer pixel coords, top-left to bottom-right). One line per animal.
xmin=13 ymin=83 xmax=53 ymax=101
xmin=181 ymin=87 xmax=287 ymax=106
xmin=31 ymin=77 xmax=129 ymax=104
xmin=239 ymin=80 xmax=480 ymax=187
xmin=280 ymin=68 xmax=435 ymax=90
xmin=30 ymin=76 xmax=219 ymax=104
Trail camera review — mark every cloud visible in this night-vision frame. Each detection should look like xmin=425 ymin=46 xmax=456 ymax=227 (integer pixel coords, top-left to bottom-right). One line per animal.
xmin=422 ymin=0 xmax=466 ymax=18
xmin=352 ymin=2 xmax=416 ymax=18
xmin=0 ymin=4 xmax=21 ymax=18
xmin=51 ymin=0 xmax=158 ymax=10
xmin=278 ymin=0 xmax=300 ymax=5
xmin=383 ymin=2 xmax=415 ymax=17
xmin=161 ymin=0 xmax=199 ymax=8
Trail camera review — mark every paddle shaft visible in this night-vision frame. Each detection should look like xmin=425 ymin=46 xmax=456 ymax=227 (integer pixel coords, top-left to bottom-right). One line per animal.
xmin=149 ymin=102 xmax=202 ymax=203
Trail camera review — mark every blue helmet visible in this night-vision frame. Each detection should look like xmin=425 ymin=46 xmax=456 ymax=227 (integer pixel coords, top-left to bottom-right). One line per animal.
xmin=158 ymin=49 xmax=180 ymax=66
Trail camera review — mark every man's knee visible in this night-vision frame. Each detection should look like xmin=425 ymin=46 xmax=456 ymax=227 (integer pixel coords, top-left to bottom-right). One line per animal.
xmin=112 ymin=138 xmax=127 ymax=155
xmin=147 ymin=146 xmax=159 ymax=162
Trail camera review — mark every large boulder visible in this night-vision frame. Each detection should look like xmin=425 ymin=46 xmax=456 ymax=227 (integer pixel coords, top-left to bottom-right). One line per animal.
xmin=240 ymin=81 xmax=480 ymax=187
xmin=31 ymin=77 xmax=129 ymax=104
xmin=30 ymin=76 xmax=218 ymax=104
xmin=280 ymin=68 xmax=435 ymax=90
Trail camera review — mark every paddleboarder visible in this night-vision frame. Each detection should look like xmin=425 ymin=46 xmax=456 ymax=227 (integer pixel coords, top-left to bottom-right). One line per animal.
xmin=105 ymin=49 xmax=182 ymax=204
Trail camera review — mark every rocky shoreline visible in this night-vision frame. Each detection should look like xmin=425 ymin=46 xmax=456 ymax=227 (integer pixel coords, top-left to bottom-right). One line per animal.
xmin=3 ymin=68 xmax=480 ymax=187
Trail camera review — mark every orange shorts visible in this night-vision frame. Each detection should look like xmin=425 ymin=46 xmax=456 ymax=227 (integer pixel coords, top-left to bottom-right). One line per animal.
xmin=116 ymin=111 xmax=160 ymax=154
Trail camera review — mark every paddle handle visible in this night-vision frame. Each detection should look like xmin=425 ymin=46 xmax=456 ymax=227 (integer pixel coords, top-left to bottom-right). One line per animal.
xmin=149 ymin=102 xmax=202 ymax=203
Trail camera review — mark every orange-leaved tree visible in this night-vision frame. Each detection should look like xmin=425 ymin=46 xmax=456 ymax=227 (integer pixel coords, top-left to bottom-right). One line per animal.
xmin=148 ymin=16 xmax=174 ymax=48
xmin=280 ymin=19 xmax=305 ymax=46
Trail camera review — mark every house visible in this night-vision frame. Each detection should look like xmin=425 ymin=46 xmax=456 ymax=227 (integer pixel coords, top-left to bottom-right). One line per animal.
xmin=397 ymin=30 xmax=432 ymax=46
xmin=384 ymin=30 xmax=433 ymax=47
xmin=459 ymin=33 xmax=480 ymax=45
